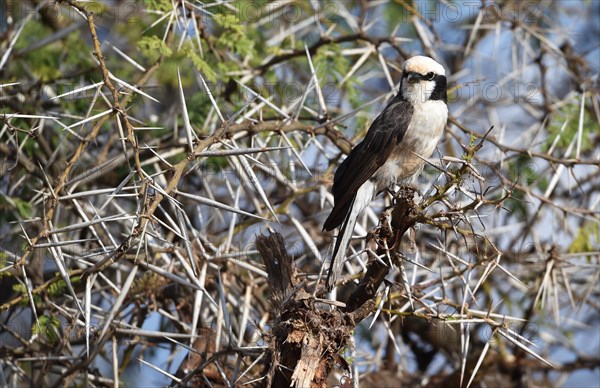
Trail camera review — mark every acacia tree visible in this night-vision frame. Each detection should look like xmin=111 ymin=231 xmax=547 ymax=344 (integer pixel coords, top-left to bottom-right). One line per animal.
xmin=1 ymin=1 xmax=598 ymax=386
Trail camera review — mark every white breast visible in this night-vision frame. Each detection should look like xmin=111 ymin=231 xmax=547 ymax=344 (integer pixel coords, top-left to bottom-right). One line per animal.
xmin=373 ymin=100 xmax=447 ymax=192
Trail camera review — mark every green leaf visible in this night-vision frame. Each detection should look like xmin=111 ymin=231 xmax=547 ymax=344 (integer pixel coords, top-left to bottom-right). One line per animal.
xmin=545 ymin=96 xmax=596 ymax=153
xmin=214 ymin=14 xmax=243 ymax=32
xmin=144 ymin=0 xmax=172 ymax=12
xmin=383 ymin=1 xmax=414 ymax=27
xmin=137 ymin=36 xmax=173 ymax=62
xmin=12 ymin=283 xmax=41 ymax=306
xmin=15 ymin=21 xmax=61 ymax=80
xmin=48 ymin=279 xmax=67 ymax=297
xmin=186 ymin=51 xmax=218 ymax=82
xmin=13 ymin=198 xmax=32 ymax=218
xmin=33 ymin=315 xmax=61 ymax=345
xmin=569 ymin=221 xmax=599 ymax=254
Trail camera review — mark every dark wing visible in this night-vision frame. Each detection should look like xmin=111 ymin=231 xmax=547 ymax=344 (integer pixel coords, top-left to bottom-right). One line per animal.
xmin=323 ymin=98 xmax=413 ymax=231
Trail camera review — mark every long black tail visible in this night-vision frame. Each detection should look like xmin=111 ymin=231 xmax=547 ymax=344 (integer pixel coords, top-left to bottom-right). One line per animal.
xmin=326 ymin=196 xmax=357 ymax=290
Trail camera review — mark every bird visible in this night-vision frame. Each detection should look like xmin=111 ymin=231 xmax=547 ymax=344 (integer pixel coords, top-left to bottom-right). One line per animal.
xmin=323 ymin=55 xmax=448 ymax=289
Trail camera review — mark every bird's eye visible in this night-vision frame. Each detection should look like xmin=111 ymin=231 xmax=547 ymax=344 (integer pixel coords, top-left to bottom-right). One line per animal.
xmin=426 ymin=72 xmax=435 ymax=80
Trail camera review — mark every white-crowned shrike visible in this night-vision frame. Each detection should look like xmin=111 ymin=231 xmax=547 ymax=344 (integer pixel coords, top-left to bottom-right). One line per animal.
xmin=323 ymin=55 xmax=448 ymax=289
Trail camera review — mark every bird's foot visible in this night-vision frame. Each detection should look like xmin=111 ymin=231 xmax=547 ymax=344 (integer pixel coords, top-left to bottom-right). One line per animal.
xmin=376 ymin=207 xmax=394 ymax=240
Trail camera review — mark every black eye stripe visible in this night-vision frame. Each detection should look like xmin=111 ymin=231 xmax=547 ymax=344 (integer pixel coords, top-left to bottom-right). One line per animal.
xmin=403 ymin=71 xmax=438 ymax=81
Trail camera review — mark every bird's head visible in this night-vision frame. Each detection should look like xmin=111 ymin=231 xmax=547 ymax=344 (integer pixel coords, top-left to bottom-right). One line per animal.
xmin=400 ymin=56 xmax=447 ymax=105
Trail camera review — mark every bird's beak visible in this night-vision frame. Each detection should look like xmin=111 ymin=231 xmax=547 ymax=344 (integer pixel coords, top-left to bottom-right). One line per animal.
xmin=407 ymin=72 xmax=419 ymax=83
